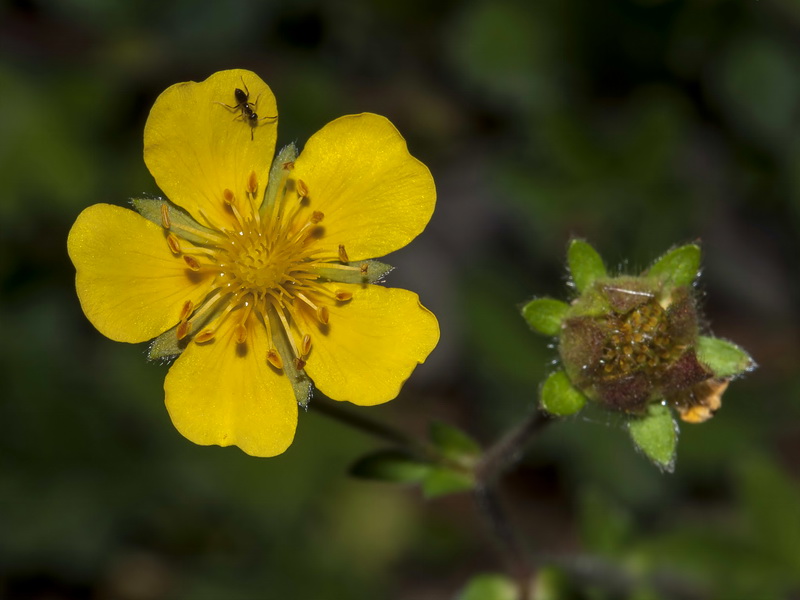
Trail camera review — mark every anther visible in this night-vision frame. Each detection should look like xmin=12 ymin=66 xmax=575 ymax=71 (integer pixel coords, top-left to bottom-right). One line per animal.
xmin=235 ymin=323 xmax=248 ymax=345
xmin=310 ymin=210 xmax=324 ymax=224
xmin=316 ymin=306 xmax=329 ymax=325
xmin=194 ymin=329 xmax=215 ymax=343
xmin=282 ymin=161 xmax=295 ymax=171
xmin=294 ymin=357 xmax=306 ymax=371
xmin=247 ymin=171 xmax=258 ymax=195
xmin=179 ymin=300 xmax=194 ymax=321
xmin=360 ymin=262 xmax=368 ymax=275
xmin=223 ymin=188 xmax=236 ymax=206
xmin=267 ymin=348 xmax=283 ymax=369
xmin=176 ymin=320 xmax=191 ymax=340
xmin=160 ymin=204 xmax=171 ymax=229
xmin=183 ymin=255 xmax=201 ymax=271
xmin=334 ymin=290 xmax=353 ymax=302
xmin=167 ymin=233 xmax=182 ymax=255
xmin=296 ymin=179 xmax=309 ymax=198
xmin=338 ymin=244 xmax=349 ymax=263
xmin=301 ymin=333 xmax=312 ymax=356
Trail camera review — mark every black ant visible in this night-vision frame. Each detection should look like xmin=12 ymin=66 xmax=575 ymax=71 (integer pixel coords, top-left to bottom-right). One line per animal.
xmin=216 ymin=78 xmax=276 ymax=140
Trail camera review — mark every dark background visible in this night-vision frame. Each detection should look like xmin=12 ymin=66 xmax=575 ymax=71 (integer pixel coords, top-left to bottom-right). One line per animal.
xmin=2 ymin=0 xmax=799 ymax=598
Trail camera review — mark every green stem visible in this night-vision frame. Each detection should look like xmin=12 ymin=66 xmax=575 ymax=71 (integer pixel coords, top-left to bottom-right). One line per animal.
xmin=477 ymin=408 xmax=552 ymax=484
xmin=309 ymin=395 xmax=427 ymax=454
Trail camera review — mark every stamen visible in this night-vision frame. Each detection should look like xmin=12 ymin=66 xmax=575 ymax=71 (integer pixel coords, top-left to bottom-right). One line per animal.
xmin=176 ymin=320 xmax=191 ymax=340
xmin=267 ymin=348 xmax=283 ymax=369
xmin=294 ymin=357 xmax=306 ymax=370
xmin=160 ymin=204 xmax=171 ymax=229
xmin=311 ymin=211 xmax=324 ymax=224
xmin=301 ymin=333 xmax=312 ymax=356
xmin=360 ymin=262 xmax=368 ymax=275
xmin=235 ymin=322 xmax=248 ymax=344
xmin=247 ymin=171 xmax=258 ymax=196
xmin=179 ymin=300 xmax=194 ymax=321
xmin=283 ymin=161 xmax=295 ymax=170
xmin=296 ymin=179 xmax=309 ymax=198
xmin=167 ymin=233 xmax=182 ymax=254
xmin=335 ymin=290 xmax=353 ymax=302
xmin=183 ymin=255 xmax=201 ymax=271
xmin=317 ymin=305 xmax=329 ymax=325
xmin=223 ymin=188 xmax=236 ymax=206
xmin=194 ymin=329 xmax=215 ymax=343
xmin=338 ymin=244 xmax=349 ymax=263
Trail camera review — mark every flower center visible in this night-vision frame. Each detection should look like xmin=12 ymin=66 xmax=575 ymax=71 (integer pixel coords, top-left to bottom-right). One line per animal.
xmin=225 ymin=229 xmax=293 ymax=292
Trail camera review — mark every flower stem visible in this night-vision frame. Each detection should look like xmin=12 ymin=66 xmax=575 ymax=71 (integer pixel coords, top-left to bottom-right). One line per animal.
xmin=309 ymin=395 xmax=425 ymax=453
xmin=477 ymin=408 xmax=552 ymax=484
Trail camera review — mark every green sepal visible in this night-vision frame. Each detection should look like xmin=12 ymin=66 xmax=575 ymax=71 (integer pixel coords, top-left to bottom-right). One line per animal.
xmin=422 ymin=466 xmax=475 ymax=498
xmin=429 ymin=421 xmax=481 ymax=463
xmin=148 ymin=324 xmax=185 ymax=360
xmin=457 ymin=573 xmax=519 ymax=600
xmin=130 ymin=195 xmax=218 ymax=245
xmin=696 ymin=335 xmax=756 ymax=379
xmin=312 ymin=260 xmax=394 ymax=285
xmin=260 ymin=143 xmax=298 ymax=218
xmin=567 ymin=238 xmax=607 ymax=293
xmin=521 ymin=298 xmax=569 ymax=336
xmin=627 ymin=403 xmax=678 ymax=473
xmin=350 ymin=449 xmax=430 ymax=483
xmin=540 ymin=370 xmax=587 ymax=416
xmin=646 ymin=243 xmax=701 ymax=287
xmin=268 ymin=309 xmax=313 ymax=408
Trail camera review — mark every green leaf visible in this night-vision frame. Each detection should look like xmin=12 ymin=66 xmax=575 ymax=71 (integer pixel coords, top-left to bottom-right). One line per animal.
xmin=540 ymin=370 xmax=587 ymax=416
xmin=628 ymin=403 xmax=678 ymax=473
xmin=521 ymin=298 xmax=569 ymax=336
xmin=130 ymin=195 xmax=218 ymax=246
xmin=422 ymin=466 xmax=475 ymax=498
xmin=696 ymin=336 xmax=756 ymax=378
xmin=429 ymin=422 xmax=481 ymax=462
xmin=458 ymin=573 xmax=519 ymax=600
xmin=350 ymin=449 xmax=430 ymax=483
xmin=567 ymin=238 xmax=607 ymax=293
xmin=646 ymin=244 xmax=701 ymax=287
xmin=312 ymin=260 xmax=394 ymax=284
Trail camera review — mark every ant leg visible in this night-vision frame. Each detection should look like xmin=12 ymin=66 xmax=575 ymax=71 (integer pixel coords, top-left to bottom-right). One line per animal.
xmin=214 ymin=101 xmax=239 ymax=112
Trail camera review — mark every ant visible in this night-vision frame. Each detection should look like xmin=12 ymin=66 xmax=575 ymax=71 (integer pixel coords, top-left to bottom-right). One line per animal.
xmin=216 ymin=78 xmax=276 ymax=140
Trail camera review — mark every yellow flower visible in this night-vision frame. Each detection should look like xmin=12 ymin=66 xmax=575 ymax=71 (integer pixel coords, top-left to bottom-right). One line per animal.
xmin=67 ymin=69 xmax=439 ymax=457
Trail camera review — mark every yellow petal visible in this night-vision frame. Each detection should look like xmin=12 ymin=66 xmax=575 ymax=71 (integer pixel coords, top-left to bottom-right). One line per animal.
xmin=302 ymin=283 xmax=439 ymax=406
xmin=144 ymin=69 xmax=277 ymax=229
xmin=67 ymin=204 xmax=216 ymax=343
xmin=164 ymin=311 xmax=298 ymax=457
xmin=291 ymin=113 xmax=435 ymax=261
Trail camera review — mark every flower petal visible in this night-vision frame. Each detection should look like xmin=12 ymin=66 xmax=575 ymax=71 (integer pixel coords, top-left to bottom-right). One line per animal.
xmin=291 ymin=113 xmax=435 ymax=261
xmin=144 ymin=69 xmax=278 ymax=229
xmin=164 ymin=312 xmax=298 ymax=457
xmin=302 ymin=283 xmax=439 ymax=406
xmin=67 ymin=204 xmax=216 ymax=343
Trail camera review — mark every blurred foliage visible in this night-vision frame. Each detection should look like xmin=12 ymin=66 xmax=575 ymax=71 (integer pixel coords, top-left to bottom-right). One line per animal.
xmin=2 ymin=0 xmax=800 ymax=598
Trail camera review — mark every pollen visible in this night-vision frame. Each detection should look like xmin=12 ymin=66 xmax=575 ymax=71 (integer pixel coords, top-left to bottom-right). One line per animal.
xmin=267 ymin=348 xmax=283 ymax=369
xmin=160 ymin=204 xmax=171 ymax=229
xmin=338 ymin=244 xmax=349 ymax=263
xmin=183 ymin=255 xmax=201 ymax=271
xmin=247 ymin=171 xmax=258 ymax=195
xmin=296 ymin=179 xmax=309 ymax=198
xmin=223 ymin=188 xmax=236 ymax=206
xmin=335 ymin=290 xmax=353 ymax=301
xmin=167 ymin=233 xmax=182 ymax=254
